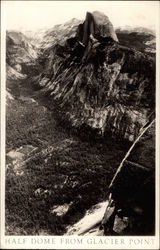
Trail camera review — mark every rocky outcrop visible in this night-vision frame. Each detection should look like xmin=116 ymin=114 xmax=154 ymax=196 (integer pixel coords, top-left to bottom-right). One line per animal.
xmin=101 ymin=119 xmax=155 ymax=235
xmin=66 ymin=201 xmax=108 ymax=235
xmin=36 ymin=11 xmax=155 ymax=142
xmin=6 ymin=63 xmax=26 ymax=80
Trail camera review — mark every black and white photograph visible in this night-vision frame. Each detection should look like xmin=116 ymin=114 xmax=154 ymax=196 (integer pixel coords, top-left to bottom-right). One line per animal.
xmin=1 ymin=0 xmax=160 ymax=249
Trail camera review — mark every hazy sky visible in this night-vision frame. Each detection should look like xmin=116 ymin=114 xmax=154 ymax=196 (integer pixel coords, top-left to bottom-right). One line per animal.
xmin=2 ymin=1 xmax=159 ymax=31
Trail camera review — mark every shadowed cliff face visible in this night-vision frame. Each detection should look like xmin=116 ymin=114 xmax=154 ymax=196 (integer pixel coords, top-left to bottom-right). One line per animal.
xmin=102 ymin=120 xmax=155 ymax=235
xmin=36 ymin=11 xmax=155 ymax=142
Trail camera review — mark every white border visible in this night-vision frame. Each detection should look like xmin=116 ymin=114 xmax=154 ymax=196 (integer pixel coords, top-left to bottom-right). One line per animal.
xmin=1 ymin=0 xmax=6 ymax=243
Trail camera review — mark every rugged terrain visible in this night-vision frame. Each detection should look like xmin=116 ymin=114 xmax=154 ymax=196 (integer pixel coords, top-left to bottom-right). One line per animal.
xmin=6 ymin=11 xmax=155 ymax=235
xmin=35 ymin=11 xmax=155 ymax=142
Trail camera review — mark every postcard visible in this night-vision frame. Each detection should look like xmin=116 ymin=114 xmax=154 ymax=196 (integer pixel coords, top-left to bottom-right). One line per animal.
xmin=1 ymin=1 xmax=160 ymax=249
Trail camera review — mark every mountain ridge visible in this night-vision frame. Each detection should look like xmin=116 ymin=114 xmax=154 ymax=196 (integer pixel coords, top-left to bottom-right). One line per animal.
xmin=33 ymin=11 xmax=155 ymax=142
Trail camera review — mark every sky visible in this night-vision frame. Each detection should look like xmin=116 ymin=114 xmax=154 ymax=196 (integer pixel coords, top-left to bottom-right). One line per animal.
xmin=2 ymin=1 xmax=159 ymax=32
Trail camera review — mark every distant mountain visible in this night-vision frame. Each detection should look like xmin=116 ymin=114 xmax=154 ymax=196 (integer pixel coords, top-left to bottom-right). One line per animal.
xmin=22 ymin=20 xmax=156 ymax=55
xmin=115 ymin=26 xmax=156 ymax=53
xmin=23 ymin=29 xmax=47 ymax=48
xmin=40 ymin=18 xmax=82 ymax=49
xmin=6 ymin=31 xmax=38 ymax=75
xmin=116 ymin=26 xmax=155 ymax=35
xmin=36 ymin=13 xmax=119 ymax=50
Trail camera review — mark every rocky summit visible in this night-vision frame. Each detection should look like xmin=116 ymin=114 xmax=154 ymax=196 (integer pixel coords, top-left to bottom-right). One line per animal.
xmin=76 ymin=11 xmax=118 ymax=47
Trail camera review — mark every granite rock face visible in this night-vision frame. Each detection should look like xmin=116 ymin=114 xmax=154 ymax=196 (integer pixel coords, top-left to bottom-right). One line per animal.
xmin=76 ymin=11 xmax=118 ymax=47
xmin=36 ymin=11 xmax=155 ymax=142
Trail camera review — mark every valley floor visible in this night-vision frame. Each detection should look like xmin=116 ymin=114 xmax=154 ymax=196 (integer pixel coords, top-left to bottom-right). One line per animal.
xmin=5 ymin=77 xmax=129 ymax=235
